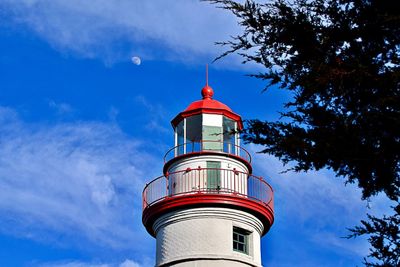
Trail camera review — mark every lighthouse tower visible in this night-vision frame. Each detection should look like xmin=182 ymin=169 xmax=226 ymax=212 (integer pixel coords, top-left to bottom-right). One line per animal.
xmin=142 ymin=79 xmax=274 ymax=267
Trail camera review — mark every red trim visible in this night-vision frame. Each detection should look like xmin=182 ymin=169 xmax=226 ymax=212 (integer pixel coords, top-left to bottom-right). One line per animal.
xmin=142 ymin=194 xmax=274 ymax=237
xmin=171 ymin=108 xmax=243 ymax=130
xmin=163 ymin=151 xmax=252 ymax=175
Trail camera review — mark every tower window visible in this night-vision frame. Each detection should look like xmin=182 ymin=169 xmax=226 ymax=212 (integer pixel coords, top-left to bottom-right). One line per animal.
xmin=233 ymin=227 xmax=249 ymax=254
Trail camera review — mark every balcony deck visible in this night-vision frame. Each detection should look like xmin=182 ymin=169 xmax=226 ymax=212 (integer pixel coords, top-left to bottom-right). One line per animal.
xmin=142 ymin=168 xmax=274 ymax=236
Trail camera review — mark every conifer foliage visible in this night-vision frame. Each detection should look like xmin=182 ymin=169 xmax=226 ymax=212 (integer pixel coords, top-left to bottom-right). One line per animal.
xmin=208 ymin=0 xmax=399 ymax=265
xmin=348 ymin=201 xmax=400 ymax=267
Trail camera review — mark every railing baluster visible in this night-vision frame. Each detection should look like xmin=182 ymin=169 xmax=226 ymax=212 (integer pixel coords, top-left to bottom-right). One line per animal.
xmin=143 ymin=168 xmax=273 ymax=212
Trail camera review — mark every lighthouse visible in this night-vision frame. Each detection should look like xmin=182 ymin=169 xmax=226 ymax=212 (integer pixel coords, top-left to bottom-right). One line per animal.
xmin=142 ymin=77 xmax=274 ymax=267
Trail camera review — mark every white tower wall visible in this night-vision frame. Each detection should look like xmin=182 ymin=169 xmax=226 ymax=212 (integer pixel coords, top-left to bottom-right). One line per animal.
xmin=153 ymin=207 xmax=263 ymax=267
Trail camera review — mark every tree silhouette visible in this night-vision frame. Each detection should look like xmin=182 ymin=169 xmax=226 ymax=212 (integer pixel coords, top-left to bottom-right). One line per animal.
xmin=207 ymin=0 xmax=399 ymax=265
xmin=348 ymin=201 xmax=400 ymax=267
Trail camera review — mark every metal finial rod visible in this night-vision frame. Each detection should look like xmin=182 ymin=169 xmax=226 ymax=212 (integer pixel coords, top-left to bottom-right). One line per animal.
xmin=206 ymin=64 xmax=208 ymax=86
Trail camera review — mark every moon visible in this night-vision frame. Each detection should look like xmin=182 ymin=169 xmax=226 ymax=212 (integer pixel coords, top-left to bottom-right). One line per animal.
xmin=131 ymin=56 xmax=141 ymax=65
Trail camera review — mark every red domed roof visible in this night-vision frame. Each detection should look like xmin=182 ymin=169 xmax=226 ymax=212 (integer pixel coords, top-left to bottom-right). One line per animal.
xmin=171 ymin=85 xmax=243 ymax=129
xmin=184 ymin=98 xmax=232 ymax=112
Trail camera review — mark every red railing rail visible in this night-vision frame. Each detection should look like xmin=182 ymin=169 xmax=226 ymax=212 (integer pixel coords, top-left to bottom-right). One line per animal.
xmin=164 ymin=141 xmax=251 ymax=163
xmin=143 ymin=168 xmax=273 ymax=211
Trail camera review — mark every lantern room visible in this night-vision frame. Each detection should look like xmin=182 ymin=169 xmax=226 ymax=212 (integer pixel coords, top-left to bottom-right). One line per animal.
xmin=168 ymin=85 xmax=249 ymax=162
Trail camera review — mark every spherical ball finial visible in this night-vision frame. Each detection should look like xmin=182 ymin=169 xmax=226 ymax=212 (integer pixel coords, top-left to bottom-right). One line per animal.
xmin=201 ymin=85 xmax=214 ymax=99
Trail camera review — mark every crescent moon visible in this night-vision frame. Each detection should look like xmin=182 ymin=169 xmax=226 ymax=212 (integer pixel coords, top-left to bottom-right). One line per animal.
xmin=131 ymin=56 xmax=141 ymax=66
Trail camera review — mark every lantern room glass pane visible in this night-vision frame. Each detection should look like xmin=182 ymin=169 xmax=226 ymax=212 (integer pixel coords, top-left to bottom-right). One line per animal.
xmin=186 ymin=115 xmax=202 ymax=142
xmin=203 ymin=125 xmax=222 ymax=151
xmin=176 ymin=120 xmax=184 ymax=155
xmin=223 ymin=117 xmax=236 ymax=154
xmin=186 ymin=115 xmax=202 ymax=152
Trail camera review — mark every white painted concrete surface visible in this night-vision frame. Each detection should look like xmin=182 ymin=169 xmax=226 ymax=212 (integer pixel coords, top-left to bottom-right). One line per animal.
xmin=153 ymin=207 xmax=263 ymax=267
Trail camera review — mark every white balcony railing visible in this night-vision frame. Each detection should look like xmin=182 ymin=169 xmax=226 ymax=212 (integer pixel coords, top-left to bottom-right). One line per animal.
xmin=143 ymin=168 xmax=273 ymax=211
xmin=164 ymin=141 xmax=251 ymax=163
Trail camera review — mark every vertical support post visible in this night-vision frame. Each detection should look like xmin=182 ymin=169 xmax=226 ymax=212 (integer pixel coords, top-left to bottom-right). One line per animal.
xmin=166 ymin=173 xmax=169 ymax=197
xmin=183 ymin=118 xmax=187 ymax=154
xmin=235 ymin=121 xmax=239 ymax=156
xmin=234 ymin=169 xmax=237 ymax=194
xmin=198 ymin=166 xmax=204 ymax=192
xmin=174 ymin=127 xmax=178 ymax=157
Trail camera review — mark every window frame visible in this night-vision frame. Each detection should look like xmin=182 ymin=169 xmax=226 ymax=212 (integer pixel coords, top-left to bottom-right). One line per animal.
xmin=233 ymin=227 xmax=250 ymax=254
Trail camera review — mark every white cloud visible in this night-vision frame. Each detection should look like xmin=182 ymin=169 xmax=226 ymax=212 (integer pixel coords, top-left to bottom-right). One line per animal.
xmin=41 ymin=262 xmax=109 ymax=267
xmin=39 ymin=259 xmax=144 ymax=267
xmin=311 ymin=231 xmax=369 ymax=257
xmin=48 ymin=99 xmax=75 ymax=115
xmin=0 ymin=0 xmax=242 ymax=65
xmin=250 ymin=144 xmax=373 ymax=223
xmin=0 ymin=106 xmax=157 ymax=252
xmin=119 ymin=259 xmax=141 ymax=267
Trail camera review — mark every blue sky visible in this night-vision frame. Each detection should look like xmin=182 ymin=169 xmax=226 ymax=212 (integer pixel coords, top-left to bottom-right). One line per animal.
xmin=0 ymin=1 xmax=391 ymax=267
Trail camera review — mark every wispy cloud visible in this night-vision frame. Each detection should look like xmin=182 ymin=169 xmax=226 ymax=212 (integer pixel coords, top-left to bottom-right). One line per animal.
xmin=39 ymin=259 xmax=146 ymax=267
xmin=134 ymin=95 xmax=170 ymax=134
xmin=0 ymin=0 xmax=241 ymax=65
xmin=248 ymin=144 xmax=391 ymax=265
xmin=48 ymin=99 xmax=75 ymax=115
xmin=0 ymin=106 xmax=156 ymax=253
xmin=40 ymin=262 xmax=109 ymax=267
xmin=250 ymin=144 xmax=370 ymax=223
